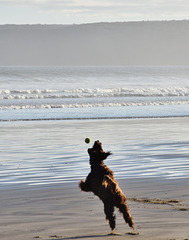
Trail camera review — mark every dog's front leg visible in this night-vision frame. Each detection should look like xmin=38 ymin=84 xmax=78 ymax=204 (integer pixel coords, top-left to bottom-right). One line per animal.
xmin=79 ymin=179 xmax=92 ymax=192
xmin=104 ymin=202 xmax=116 ymax=231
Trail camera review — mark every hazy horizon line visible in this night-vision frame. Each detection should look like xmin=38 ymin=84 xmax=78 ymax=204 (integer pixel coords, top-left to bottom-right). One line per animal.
xmin=1 ymin=19 xmax=189 ymax=26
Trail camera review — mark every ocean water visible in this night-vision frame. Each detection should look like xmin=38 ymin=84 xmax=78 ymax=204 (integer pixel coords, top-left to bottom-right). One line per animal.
xmin=1 ymin=66 xmax=189 ymax=121
xmin=0 ymin=66 xmax=189 ymax=188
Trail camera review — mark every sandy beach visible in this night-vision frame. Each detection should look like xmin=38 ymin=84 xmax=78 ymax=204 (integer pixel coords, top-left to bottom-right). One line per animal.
xmin=1 ymin=117 xmax=189 ymax=240
xmin=1 ymin=178 xmax=189 ymax=240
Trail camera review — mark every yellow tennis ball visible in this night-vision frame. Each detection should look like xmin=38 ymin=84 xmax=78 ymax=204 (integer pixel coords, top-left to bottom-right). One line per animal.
xmin=85 ymin=138 xmax=91 ymax=144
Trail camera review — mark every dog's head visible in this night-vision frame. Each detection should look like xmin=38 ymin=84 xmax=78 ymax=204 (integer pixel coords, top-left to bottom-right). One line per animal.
xmin=92 ymin=140 xmax=103 ymax=152
xmin=88 ymin=140 xmax=111 ymax=165
xmin=88 ymin=140 xmax=103 ymax=157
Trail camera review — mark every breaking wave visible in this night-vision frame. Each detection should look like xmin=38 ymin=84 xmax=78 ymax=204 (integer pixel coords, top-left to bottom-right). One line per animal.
xmin=1 ymin=86 xmax=189 ymax=113
xmin=1 ymin=86 xmax=189 ymax=100
xmin=1 ymin=100 xmax=189 ymax=110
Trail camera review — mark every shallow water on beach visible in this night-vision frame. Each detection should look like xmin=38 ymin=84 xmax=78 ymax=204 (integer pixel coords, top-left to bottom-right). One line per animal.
xmin=0 ymin=118 xmax=189 ymax=188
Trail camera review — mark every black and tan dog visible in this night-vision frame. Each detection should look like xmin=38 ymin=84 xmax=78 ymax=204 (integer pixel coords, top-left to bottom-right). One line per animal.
xmin=79 ymin=140 xmax=134 ymax=232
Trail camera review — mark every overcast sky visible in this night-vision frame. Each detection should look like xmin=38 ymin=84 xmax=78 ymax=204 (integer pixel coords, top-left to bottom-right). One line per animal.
xmin=0 ymin=0 xmax=189 ymax=24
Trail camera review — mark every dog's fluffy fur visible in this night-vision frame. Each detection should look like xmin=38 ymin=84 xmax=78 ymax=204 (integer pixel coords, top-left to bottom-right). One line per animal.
xmin=79 ymin=140 xmax=134 ymax=231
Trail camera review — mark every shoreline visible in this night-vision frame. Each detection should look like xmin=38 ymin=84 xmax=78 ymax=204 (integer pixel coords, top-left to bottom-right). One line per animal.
xmin=1 ymin=177 xmax=189 ymax=240
xmin=1 ymin=176 xmax=189 ymax=190
xmin=1 ymin=115 xmax=189 ymax=122
xmin=1 ymin=111 xmax=189 ymax=123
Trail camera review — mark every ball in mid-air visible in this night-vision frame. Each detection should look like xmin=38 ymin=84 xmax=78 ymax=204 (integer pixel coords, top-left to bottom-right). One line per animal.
xmin=85 ymin=137 xmax=91 ymax=144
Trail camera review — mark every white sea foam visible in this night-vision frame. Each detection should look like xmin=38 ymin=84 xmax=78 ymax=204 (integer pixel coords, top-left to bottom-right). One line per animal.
xmin=1 ymin=86 xmax=189 ymax=100
xmin=0 ymin=100 xmax=189 ymax=110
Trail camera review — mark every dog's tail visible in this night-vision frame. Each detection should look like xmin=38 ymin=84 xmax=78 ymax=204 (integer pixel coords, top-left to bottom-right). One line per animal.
xmin=79 ymin=179 xmax=91 ymax=192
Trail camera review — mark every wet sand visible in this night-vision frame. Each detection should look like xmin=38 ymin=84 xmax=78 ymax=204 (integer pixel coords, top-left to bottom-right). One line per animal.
xmin=1 ymin=117 xmax=189 ymax=239
xmin=1 ymin=117 xmax=189 ymax=187
xmin=1 ymin=178 xmax=189 ymax=240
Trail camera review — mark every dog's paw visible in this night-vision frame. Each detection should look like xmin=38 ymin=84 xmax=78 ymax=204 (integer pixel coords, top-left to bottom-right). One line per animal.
xmin=79 ymin=180 xmax=91 ymax=192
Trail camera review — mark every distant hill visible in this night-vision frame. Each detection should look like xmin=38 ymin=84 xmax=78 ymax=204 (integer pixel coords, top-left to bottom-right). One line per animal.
xmin=1 ymin=21 xmax=189 ymax=66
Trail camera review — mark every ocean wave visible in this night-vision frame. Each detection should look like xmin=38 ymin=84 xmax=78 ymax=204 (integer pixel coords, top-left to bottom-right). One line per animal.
xmin=1 ymin=86 xmax=189 ymax=100
xmin=1 ymin=100 xmax=189 ymax=110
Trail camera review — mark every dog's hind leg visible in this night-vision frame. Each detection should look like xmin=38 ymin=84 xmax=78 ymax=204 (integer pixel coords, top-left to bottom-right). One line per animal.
xmin=104 ymin=202 xmax=116 ymax=231
xmin=118 ymin=203 xmax=134 ymax=229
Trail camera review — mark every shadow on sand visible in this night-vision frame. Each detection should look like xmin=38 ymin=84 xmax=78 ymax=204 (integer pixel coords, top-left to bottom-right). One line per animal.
xmin=48 ymin=233 xmax=123 ymax=240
